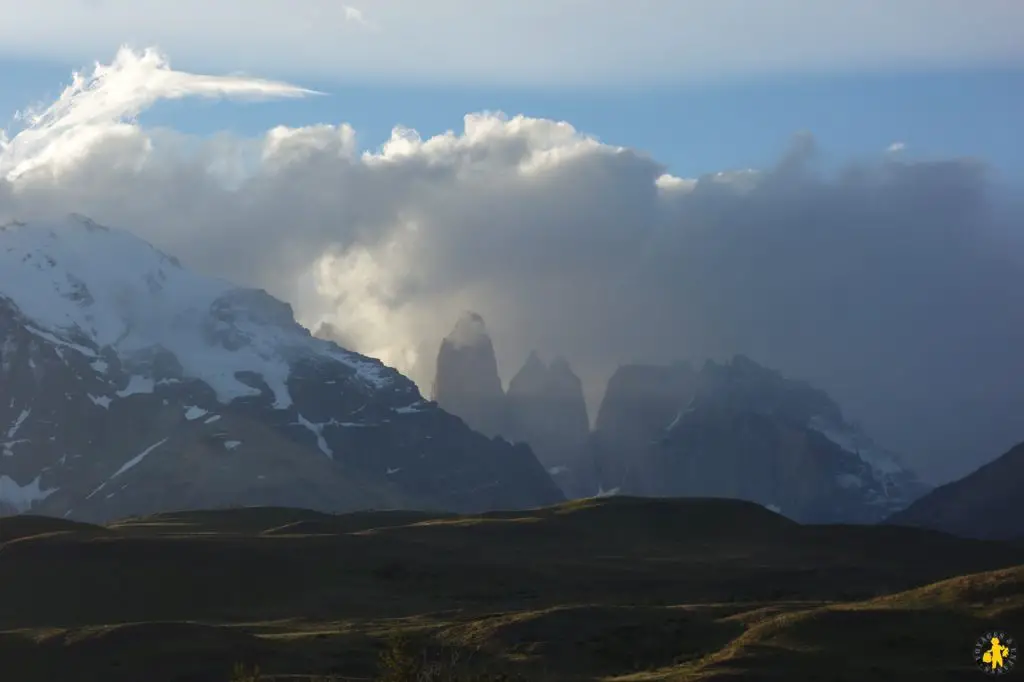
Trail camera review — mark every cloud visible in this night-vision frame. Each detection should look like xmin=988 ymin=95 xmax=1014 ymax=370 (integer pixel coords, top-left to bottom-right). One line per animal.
xmin=342 ymin=5 xmax=371 ymax=26
xmin=3 ymin=49 xmax=1024 ymax=486
xmin=1 ymin=1 xmax=1023 ymax=86
xmin=0 ymin=46 xmax=317 ymax=181
xmin=886 ymin=141 xmax=907 ymax=154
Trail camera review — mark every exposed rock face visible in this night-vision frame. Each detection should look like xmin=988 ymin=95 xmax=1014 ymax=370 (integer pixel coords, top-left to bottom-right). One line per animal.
xmin=429 ymin=318 xmax=595 ymax=496
xmin=0 ymin=216 xmax=563 ymax=522
xmin=583 ymin=356 xmax=930 ymax=523
xmin=506 ymin=352 xmax=590 ymax=490
xmin=586 ymin=363 xmax=699 ymax=495
xmin=431 ymin=312 xmax=508 ymax=438
xmin=886 ymin=441 xmax=1024 ymax=540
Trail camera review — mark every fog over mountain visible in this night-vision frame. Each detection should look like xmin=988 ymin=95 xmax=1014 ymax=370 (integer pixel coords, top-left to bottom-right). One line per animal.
xmin=3 ymin=49 xmax=1024 ymax=485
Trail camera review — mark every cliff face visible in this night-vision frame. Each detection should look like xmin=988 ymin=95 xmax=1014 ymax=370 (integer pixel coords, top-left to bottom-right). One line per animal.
xmin=431 ymin=312 xmax=508 ymax=438
xmin=586 ymin=363 xmax=699 ymax=495
xmin=580 ymin=356 xmax=930 ymax=523
xmin=430 ymin=317 xmax=592 ymax=495
xmin=505 ymin=352 xmax=590 ymax=491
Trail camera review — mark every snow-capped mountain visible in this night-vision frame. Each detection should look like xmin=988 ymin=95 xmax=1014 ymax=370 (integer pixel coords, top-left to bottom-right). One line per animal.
xmin=0 ymin=215 xmax=563 ymax=521
xmin=582 ymin=356 xmax=930 ymax=523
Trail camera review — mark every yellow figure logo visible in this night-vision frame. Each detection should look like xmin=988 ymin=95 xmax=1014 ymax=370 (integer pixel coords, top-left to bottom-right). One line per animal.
xmin=975 ymin=630 xmax=1017 ymax=676
xmin=983 ymin=637 xmax=1010 ymax=671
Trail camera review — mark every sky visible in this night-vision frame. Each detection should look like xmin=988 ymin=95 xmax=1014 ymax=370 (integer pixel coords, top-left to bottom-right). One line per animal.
xmin=1 ymin=1 xmax=1023 ymax=484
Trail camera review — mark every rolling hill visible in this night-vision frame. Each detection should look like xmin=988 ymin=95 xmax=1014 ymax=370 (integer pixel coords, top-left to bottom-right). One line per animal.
xmin=2 ymin=496 xmax=1022 ymax=681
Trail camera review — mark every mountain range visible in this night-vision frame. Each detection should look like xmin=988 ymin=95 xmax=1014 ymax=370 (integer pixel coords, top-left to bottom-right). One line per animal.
xmin=431 ymin=313 xmax=934 ymax=523
xmin=3 ymin=214 xmax=1021 ymax=537
xmin=0 ymin=216 xmax=562 ymax=521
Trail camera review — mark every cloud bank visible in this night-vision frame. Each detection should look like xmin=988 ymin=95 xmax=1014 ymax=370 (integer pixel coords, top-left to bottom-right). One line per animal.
xmin=1 ymin=1 xmax=1023 ymax=86
xmin=3 ymin=49 xmax=1024 ymax=485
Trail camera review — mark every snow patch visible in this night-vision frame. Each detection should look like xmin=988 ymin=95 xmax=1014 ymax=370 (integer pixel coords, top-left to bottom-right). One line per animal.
xmin=88 ymin=439 xmax=168 ymax=500
xmin=0 ymin=474 xmax=57 ymax=512
xmin=23 ymin=325 xmax=97 ymax=358
xmin=183 ymin=405 xmax=208 ymax=421
xmin=88 ymin=394 xmax=111 ymax=408
xmin=116 ymin=375 xmax=155 ymax=397
xmin=2 ymin=439 xmax=30 ymax=456
xmin=1 ymin=218 xmax=402 ymax=414
xmin=224 ymin=440 xmax=241 ymax=450
xmin=386 ymin=467 xmax=401 ymax=475
xmin=809 ymin=418 xmax=905 ymax=475
xmin=111 ymin=438 xmax=169 ymax=478
xmin=295 ymin=413 xmax=333 ymax=458
xmin=204 ymin=414 xmax=221 ymax=424
xmin=393 ymin=401 xmax=428 ymax=414
xmin=595 ymin=486 xmax=620 ymax=498
xmin=664 ymin=407 xmax=690 ymax=432
xmin=765 ymin=503 xmax=782 ymax=514
xmin=324 ymin=347 xmax=392 ymax=390
xmin=6 ymin=408 xmax=31 ymax=437
xmin=547 ymin=465 xmax=569 ymax=476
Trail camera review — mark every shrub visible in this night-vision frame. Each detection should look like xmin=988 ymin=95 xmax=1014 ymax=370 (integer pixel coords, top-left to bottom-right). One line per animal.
xmin=376 ymin=634 xmax=527 ymax=682
xmin=230 ymin=635 xmax=529 ymax=681
xmin=229 ymin=662 xmax=262 ymax=682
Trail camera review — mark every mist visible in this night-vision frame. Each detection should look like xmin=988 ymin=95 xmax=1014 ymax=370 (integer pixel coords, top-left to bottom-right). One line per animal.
xmin=3 ymin=49 xmax=1023 ymax=485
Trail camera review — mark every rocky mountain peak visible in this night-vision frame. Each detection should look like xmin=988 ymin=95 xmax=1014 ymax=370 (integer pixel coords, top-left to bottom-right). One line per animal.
xmin=580 ymin=355 xmax=929 ymax=522
xmin=431 ymin=311 xmax=507 ymax=437
xmin=594 ymin=362 xmax=698 ymax=435
xmin=445 ymin=311 xmax=491 ymax=349
xmin=692 ymin=355 xmax=843 ymax=426
xmin=506 ymin=350 xmax=548 ymax=396
xmin=506 ymin=352 xmax=589 ymax=476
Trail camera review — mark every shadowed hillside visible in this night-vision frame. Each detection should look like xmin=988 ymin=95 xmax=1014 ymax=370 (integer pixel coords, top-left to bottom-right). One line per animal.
xmin=1 ymin=496 xmax=1021 ymax=681
xmin=887 ymin=441 xmax=1024 ymax=541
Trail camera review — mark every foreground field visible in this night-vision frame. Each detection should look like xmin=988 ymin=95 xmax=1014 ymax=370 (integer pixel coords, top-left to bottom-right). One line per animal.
xmin=1 ymin=496 xmax=1021 ymax=681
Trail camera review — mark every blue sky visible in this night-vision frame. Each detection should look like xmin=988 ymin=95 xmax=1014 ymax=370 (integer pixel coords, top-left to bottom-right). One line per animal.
xmin=3 ymin=62 xmax=1023 ymax=183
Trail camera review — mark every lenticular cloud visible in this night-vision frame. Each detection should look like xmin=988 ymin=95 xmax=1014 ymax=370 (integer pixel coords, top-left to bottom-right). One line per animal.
xmin=0 ymin=46 xmax=317 ymax=181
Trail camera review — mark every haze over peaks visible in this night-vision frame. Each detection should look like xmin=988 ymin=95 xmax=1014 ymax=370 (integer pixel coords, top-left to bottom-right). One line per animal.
xmin=2 ymin=48 xmax=1023 ymax=487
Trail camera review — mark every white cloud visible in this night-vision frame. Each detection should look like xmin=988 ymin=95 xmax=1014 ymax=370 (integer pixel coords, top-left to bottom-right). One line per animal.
xmin=0 ymin=46 xmax=317 ymax=181
xmin=2 ymin=49 xmax=1024 ymax=488
xmin=887 ymin=141 xmax=907 ymax=153
xmin=342 ymin=5 xmax=370 ymax=26
xmin=0 ymin=1 xmax=1022 ymax=86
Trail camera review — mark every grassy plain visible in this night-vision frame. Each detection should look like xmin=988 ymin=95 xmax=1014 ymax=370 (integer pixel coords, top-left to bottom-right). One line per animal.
xmin=1 ymin=496 xmax=1021 ymax=681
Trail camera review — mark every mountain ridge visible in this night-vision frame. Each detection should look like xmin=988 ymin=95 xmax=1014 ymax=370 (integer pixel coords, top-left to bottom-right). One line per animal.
xmin=583 ymin=355 xmax=931 ymax=522
xmin=0 ymin=216 xmax=563 ymax=520
xmin=886 ymin=440 xmax=1024 ymax=540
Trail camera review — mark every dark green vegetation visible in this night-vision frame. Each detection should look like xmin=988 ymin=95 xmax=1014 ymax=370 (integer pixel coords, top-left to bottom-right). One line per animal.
xmin=2 ymin=496 xmax=1022 ymax=681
